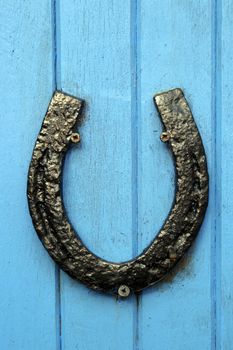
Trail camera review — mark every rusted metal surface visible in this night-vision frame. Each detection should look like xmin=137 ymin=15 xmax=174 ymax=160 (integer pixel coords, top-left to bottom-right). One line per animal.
xmin=27 ymin=88 xmax=208 ymax=296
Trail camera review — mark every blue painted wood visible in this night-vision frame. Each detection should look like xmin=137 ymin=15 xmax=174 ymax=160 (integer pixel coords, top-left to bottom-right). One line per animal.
xmin=137 ymin=1 xmax=213 ymax=349
xmin=219 ymin=1 xmax=233 ymax=348
xmin=58 ymin=1 xmax=136 ymax=349
xmin=0 ymin=2 xmax=57 ymax=350
xmin=1 ymin=0 xmax=233 ymax=349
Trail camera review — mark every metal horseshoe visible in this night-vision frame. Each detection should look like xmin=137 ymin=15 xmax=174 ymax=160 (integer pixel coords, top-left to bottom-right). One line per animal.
xmin=27 ymin=88 xmax=208 ymax=297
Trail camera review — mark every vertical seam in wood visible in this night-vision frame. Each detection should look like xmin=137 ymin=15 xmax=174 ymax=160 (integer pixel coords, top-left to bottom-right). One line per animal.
xmin=53 ymin=0 xmax=61 ymax=90
xmin=55 ymin=266 xmax=62 ymax=350
xmin=131 ymin=0 xmax=141 ymax=349
xmin=131 ymin=0 xmax=139 ymax=259
xmin=52 ymin=0 xmax=62 ymax=349
xmin=52 ymin=0 xmax=57 ymax=90
xmin=211 ymin=0 xmax=222 ymax=349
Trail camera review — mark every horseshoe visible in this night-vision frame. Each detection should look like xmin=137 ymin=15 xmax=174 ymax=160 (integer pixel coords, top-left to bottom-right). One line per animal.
xmin=27 ymin=88 xmax=208 ymax=297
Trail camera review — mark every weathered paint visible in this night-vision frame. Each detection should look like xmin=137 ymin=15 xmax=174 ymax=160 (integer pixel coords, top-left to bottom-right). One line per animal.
xmin=0 ymin=2 xmax=56 ymax=349
xmin=0 ymin=1 xmax=231 ymax=349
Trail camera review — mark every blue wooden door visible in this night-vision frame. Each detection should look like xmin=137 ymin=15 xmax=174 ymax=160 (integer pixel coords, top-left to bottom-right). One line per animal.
xmin=0 ymin=1 xmax=232 ymax=349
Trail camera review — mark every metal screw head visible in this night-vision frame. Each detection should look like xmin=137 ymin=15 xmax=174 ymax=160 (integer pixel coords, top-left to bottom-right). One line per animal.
xmin=118 ymin=285 xmax=130 ymax=298
xmin=160 ymin=132 xmax=170 ymax=142
xmin=70 ymin=133 xmax=80 ymax=143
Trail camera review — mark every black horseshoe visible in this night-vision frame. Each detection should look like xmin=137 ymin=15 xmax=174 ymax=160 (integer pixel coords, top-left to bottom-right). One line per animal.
xmin=27 ymin=88 xmax=208 ymax=296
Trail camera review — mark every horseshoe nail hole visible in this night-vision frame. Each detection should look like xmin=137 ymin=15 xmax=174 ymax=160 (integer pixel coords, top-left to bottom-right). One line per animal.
xmin=118 ymin=285 xmax=130 ymax=298
xmin=169 ymin=252 xmax=177 ymax=261
xmin=70 ymin=133 xmax=80 ymax=143
xmin=168 ymin=248 xmax=177 ymax=261
xmin=160 ymin=132 xmax=170 ymax=142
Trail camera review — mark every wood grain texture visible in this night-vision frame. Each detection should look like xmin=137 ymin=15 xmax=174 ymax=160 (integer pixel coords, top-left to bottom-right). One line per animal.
xmin=0 ymin=0 xmax=232 ymax=349
xmin=0 ymin=1 xmax=57 ymax=350
xmin=136 ymin=1 xmax=213 ymax=349
xmin=58 ymin=0 xmax=136 ymax=349
xmin=219 ymin=0 xmax=233 ymax=348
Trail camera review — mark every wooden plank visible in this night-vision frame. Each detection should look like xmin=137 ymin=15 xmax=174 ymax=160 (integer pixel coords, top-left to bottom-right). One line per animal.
xmin=219 ymin=0 xmax=233 ymax=348
xmin=137 ymin=1 xmax=213 ymax=348
xmin=0 ymin=1 xmax=57 ymax=349
xmin=58 ymin=1 xmax=136 ymax=349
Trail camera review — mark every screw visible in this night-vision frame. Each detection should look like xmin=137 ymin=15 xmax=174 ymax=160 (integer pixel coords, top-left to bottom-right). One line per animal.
xmin=70 ymin=133 xmax=80 ymax=143
xmin=118 ymin=285 xmax=130 ymax=298
xmin=160 ymin=132 xmax=170 ymax=142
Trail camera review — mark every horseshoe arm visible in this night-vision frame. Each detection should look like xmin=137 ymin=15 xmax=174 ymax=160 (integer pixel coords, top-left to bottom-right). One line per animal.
xmin=27 ymin=88 xmax=208 ymax=295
